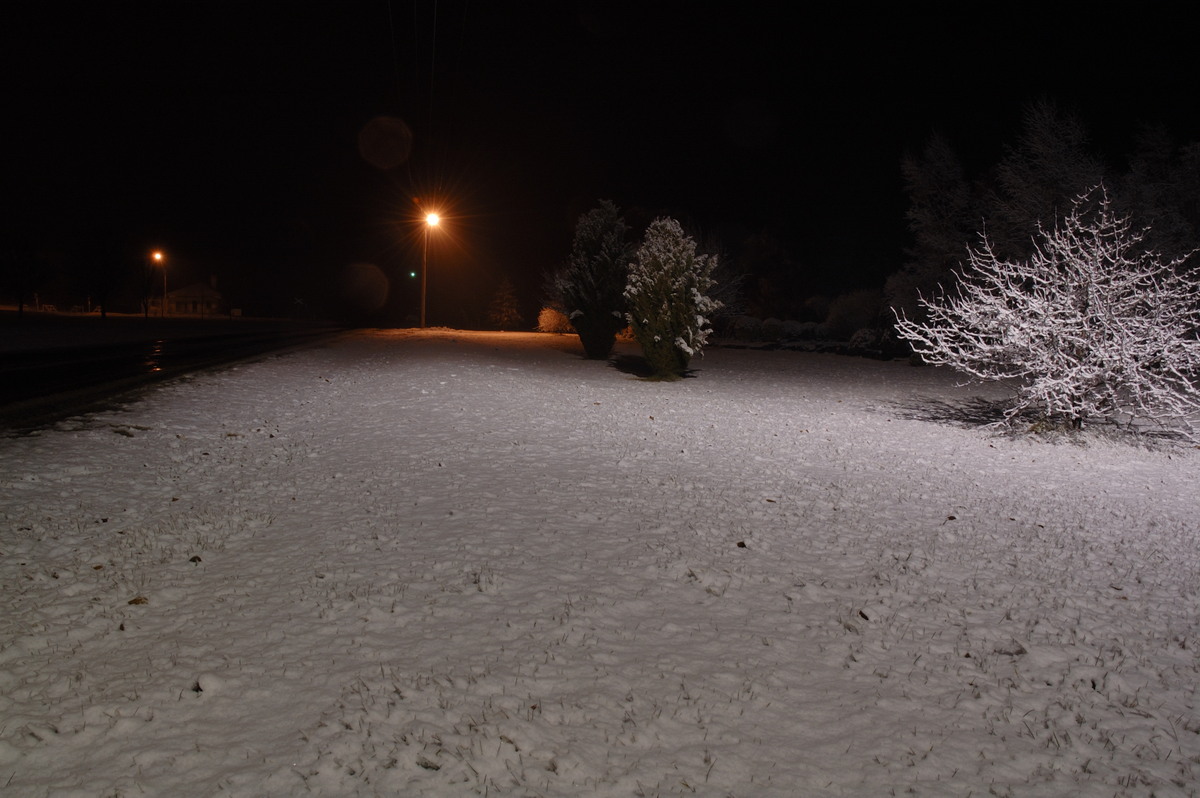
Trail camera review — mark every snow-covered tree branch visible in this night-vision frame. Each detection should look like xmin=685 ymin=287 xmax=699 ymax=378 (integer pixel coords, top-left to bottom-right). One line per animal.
xmin=894 ymin=185 xmax=1200 ymax=440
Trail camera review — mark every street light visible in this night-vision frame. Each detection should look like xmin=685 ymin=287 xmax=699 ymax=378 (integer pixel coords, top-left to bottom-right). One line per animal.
xmin=420 ymin=212 xmax=440 ymax=328
xmin=152 ymin=250 xmax=166 ymax=317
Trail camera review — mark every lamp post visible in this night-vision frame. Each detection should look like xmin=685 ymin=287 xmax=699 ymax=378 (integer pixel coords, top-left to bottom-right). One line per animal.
xmin=420 ymin=212 xmax=439 ymax=328
xmin=152 ymin=250 xmax=166 ymax=317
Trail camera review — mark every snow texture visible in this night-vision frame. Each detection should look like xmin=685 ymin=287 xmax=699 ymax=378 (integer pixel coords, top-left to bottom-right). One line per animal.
xmin=2 ymin=329 xmax=1198 ymax=797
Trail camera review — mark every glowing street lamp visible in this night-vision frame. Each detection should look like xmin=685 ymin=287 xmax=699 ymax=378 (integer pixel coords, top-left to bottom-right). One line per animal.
xmin=144 ymin=250 xmax=166 ymax=318
xmin=420 ymin=212 xmax=440 ymax=328
xmin=152 ymin=250 xmax=166 ymax=317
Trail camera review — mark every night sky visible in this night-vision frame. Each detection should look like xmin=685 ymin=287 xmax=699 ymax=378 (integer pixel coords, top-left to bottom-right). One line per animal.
xmin=7 ymin=2 xmax=1199 ymax=324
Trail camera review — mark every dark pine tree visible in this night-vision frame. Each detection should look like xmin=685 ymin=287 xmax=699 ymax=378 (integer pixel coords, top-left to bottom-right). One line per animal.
xmin=488 ymin=277 xmax=523 ymax=331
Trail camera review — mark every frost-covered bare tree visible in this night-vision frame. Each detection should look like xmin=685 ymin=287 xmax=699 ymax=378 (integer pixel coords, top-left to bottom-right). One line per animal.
xmin=626 ymin=217 xmax=722 ymax=378
xmin=894 ymin=186 xmax=1200 ymax=440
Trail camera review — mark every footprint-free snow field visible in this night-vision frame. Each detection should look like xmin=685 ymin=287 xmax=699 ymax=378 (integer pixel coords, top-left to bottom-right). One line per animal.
xmin=2 ymin=329 xmax=1197 ymax=796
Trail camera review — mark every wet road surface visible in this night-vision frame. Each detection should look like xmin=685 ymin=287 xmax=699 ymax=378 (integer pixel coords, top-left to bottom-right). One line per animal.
xmin=1 ymin=317 xmax=344 ymax=429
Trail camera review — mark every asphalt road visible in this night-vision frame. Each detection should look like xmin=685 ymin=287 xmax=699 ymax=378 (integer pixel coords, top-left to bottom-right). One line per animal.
xmin=0 ymin=313 xmax=345 ymax=430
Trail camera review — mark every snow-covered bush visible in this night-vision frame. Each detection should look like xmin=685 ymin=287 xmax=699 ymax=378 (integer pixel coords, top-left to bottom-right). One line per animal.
xmin=802 ymin=294 xmax=831 ymax=323
xmin=552 ymin=200 xmax=634 ymax=359
xmin=781 ymin=319 xmax=807 ymax=340
xmin=536 ymin=307 xmax=574 ymax=334
xmin=825 ymin=289 xmax=883 ymax=340
xmin=894 ymin=186 xmax=1200 ymax=439
xmin=729 ymin=315 xmax=763 ymax=341
xmin=760 ymin=317 xmax=784 ymax=341
xmin=848 ymin=327 xmax=882 ymax=353
xmin=793 ymin=321 xmax=823 ymax=341
xmin=625 ymin=217 xmax=722 ymax=378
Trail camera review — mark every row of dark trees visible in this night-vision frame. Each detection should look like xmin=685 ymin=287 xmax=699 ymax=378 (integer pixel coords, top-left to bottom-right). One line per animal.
xmin=540 ymin=98 xmax=1200 ymax=356
xmin=0 ymin=236 xmax=147 ymax=318
xmin=887 ymin=98 xmax=1200 ymax=326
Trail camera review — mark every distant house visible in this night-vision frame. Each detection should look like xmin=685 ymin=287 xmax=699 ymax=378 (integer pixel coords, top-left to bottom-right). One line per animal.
xmin=167 ymin=282 xmax=223 ymax=316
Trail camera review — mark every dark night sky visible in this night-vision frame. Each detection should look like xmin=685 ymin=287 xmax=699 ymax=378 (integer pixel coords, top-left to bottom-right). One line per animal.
xmin=6 ymin=2 xmax=1199 ymax=323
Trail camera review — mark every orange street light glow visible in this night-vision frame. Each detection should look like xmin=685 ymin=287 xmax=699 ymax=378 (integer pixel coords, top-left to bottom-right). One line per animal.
xmin=420 ymin=214 xmax=442 ymax=327
xmin=150 ymin=250 xmax=166 ymax=316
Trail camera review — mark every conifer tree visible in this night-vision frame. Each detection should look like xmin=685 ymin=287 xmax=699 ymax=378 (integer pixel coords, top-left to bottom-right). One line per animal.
xmin=988 ymin=98 xmax=1105 ymax=260
xmin=887 ymin=132 xmax=978 ymax=323
xmin=488 ymin=277 xmax=523 ymax=331
xmin=625 ymin=217 xmax=722 ymax=379
xmin=553 ymin=200 xmax=634 ymax=359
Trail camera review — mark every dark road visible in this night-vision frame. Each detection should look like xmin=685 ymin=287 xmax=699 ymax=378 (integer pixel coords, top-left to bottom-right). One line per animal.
xmin=1 ymin=314 xmax=343 ymax=429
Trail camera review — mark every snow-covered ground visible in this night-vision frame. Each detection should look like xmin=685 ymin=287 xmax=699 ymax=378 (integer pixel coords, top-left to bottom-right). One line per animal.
xmin=2 ymin=328 xmax=1197 ymax=797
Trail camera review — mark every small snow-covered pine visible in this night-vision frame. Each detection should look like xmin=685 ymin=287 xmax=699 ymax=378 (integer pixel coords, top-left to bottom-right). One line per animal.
xmin=625 ymin=217 xmax=722 ymax=378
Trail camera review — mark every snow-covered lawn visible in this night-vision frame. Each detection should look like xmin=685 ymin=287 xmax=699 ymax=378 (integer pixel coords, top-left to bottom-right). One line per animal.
xmin=2 ymin=328 xmax=1197 ymax=797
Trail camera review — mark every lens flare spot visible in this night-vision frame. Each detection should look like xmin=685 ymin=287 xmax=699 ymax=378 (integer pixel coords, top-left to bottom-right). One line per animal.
xmin=357 ymin=116 xmax=414 ymax=170
xmin=339 ymin=262 xmax=390 ymax=313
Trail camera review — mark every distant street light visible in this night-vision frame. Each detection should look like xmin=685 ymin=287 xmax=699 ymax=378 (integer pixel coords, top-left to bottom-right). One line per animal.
xmin=420 ymin=212 xmax=440 ymax=328
xmin=145 ymin=250 xmax=166 ymax=318
xmin=153 ymin=250 xmax=166 ymax=317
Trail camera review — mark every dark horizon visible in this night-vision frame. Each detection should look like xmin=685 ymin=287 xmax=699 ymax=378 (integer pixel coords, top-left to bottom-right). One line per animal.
xmin=7 ymin=2 xmax=1199 ymax=324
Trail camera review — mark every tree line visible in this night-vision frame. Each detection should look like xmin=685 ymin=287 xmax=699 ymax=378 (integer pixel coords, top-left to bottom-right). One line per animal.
xmin=888 ymin=97 xmax=1200 ymax=327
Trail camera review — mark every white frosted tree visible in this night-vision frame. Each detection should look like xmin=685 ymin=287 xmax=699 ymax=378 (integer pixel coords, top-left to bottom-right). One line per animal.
xmin=894 ymin=186 xmax=1200 ymax=439
xmin=625 ymin=217 xmax=722 ymax=378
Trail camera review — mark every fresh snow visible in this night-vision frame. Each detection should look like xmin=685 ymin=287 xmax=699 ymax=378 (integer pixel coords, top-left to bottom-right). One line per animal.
xmin=1 ymin=328 xmax=1197 ymax=797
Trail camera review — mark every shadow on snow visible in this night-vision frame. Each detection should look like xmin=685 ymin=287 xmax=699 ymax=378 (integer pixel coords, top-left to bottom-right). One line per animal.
xmin=607 ymin=354 xmax=698 ymax=381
